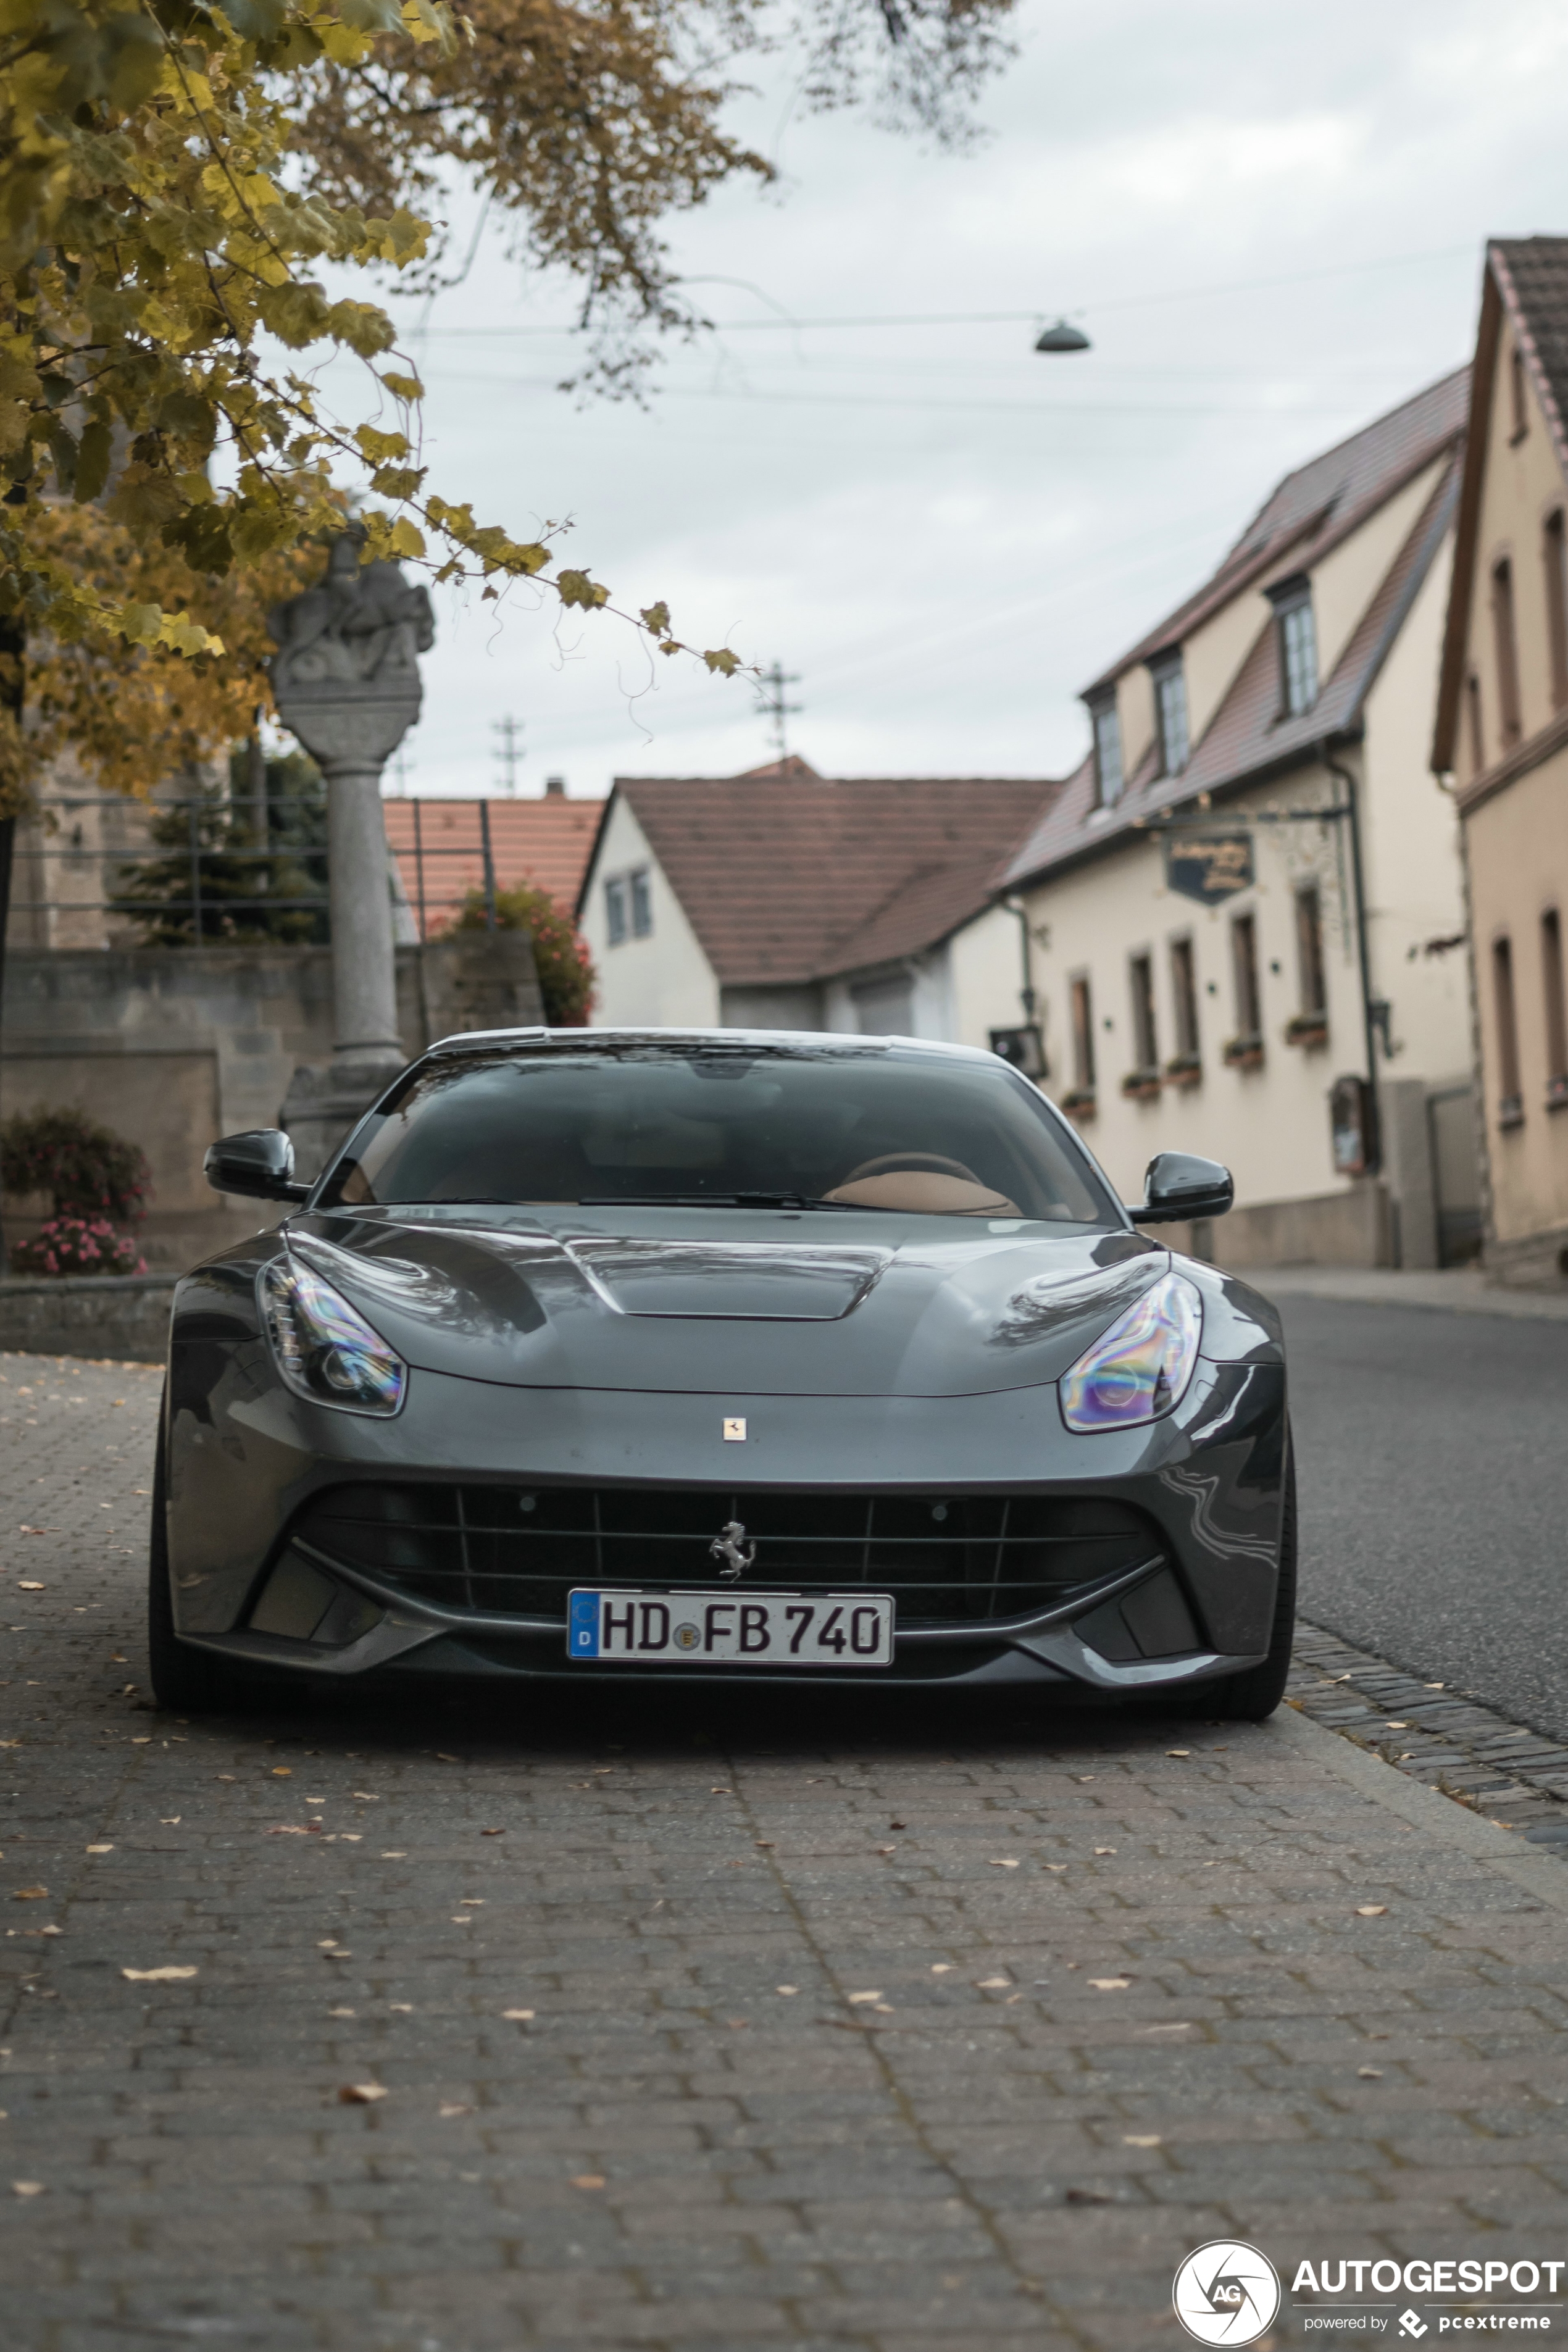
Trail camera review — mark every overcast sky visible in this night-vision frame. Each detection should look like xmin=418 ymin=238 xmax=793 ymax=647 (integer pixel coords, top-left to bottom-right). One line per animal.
xmin=325 ymin=0 xmax=1568 ymax=803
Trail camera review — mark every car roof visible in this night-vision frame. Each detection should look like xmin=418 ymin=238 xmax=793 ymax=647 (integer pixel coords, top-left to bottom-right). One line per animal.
xmin=422 ymin=1025 xmax=1006 ymax=1069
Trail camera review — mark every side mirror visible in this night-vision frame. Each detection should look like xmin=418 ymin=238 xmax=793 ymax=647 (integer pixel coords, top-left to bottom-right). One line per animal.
xmin=204 ymin=1128 xmax=310 ymax=1204
xmin=1128 ymin=1149 xmax=1234 ymax=1225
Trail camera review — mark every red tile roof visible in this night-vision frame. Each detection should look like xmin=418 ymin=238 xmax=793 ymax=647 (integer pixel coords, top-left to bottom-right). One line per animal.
xmin=1003 ymin=375 xmax=1467 ymax=892
xmin=384 ymin=796 xmax=602 ymax=938
xmin=590 ymin=772 xmax=1061 ymax=985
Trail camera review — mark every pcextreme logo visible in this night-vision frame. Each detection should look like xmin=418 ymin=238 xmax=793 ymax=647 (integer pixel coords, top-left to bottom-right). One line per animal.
xmin=1173 ymin=2241 xmax=1283 ymax=2345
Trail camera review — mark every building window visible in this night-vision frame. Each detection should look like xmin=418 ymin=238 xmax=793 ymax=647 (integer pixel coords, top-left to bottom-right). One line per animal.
xmin=1493 ymin=935 xmax=1523 ymax=1125
xmin=1543 ymin=909 xmax=1568 ymax=1107
xmin=605 ymin=875 xmax=628 ymax=946
xmin=1089 ymin=693 xmax=1123 ymax=807
xmin=1169 ymin=936 xmax=1200 ymax=1061
xmin=1511 ymin=344 xmax=1530 ymax=443
xmin=1151 ymin=653 xmax=1190 ymax=775
xmin=1466 ymin=672 xmax=1485 ymax=774
xmin=1296 ymin=886 xmax=1327 ymax=1016
xmin=630 ymin=866 xmax=653 ymax=938
xmin=1491 ymin=556 xmax=1524 ymax=746
xmin=1128 ymin=953 xmax=1158 ymax=1073
xmin=1272 ymin=580 xmax=1319 ymax=717
xmin=1231 ymin=911 xmax=1262 ymax=1043
xmin=1545 ymin=512 xmax=1568 ymax=711
xmin=1069 ymin=974 xmax=1096 ymax=1093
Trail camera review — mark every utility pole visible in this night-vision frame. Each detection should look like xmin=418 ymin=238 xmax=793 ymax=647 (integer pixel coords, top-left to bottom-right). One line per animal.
xmin=759 ymin=663 xmax=802 ymax=765
xmin=493 ymin=714 xmax=523 ymax=796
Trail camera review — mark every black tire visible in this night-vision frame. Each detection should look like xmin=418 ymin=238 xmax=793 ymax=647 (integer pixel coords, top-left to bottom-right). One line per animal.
xmin=146 ymin=1395 xmax=239 ymax=1715
xmin=1188 ymin=1430 xmax=1297 ymax=1723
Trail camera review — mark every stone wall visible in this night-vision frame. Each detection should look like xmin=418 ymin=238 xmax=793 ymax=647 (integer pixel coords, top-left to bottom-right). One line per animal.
xmin=0 ymin=1274 xmax=175 ymax=1364
xmin=1 ymin=933 xmax=541 ymax=1273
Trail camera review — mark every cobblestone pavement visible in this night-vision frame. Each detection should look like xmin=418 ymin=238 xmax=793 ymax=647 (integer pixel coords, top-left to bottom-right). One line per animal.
xmin=9 ymin=1354 xmax=1568 ymax=2352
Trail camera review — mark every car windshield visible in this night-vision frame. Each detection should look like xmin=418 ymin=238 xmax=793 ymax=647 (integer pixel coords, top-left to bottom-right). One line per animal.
xmin=319 ymin=1041 xmax=1120 ymax=1224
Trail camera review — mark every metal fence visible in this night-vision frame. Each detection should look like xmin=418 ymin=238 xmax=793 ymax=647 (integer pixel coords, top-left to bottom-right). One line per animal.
xmin=9 ymin=793 xmax=508 ymax=945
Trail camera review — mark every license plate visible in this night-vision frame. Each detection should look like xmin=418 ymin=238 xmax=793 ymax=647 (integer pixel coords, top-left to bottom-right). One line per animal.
xmin=567 ymin=1589 xmax=895 ymax=1667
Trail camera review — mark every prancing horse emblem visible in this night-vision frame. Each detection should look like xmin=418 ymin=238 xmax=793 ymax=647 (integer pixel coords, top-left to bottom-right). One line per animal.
xmin=709 ymin=1520 xmax=757 ymax=1582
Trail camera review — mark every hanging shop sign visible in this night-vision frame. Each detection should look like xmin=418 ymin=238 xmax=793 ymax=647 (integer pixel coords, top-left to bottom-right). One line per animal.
xmin=1163 ymin=830 xmax=1254 ymax=904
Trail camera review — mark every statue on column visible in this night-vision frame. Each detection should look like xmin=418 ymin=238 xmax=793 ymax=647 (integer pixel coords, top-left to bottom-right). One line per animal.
xmin=269 ymin=532 xmax=435 ymax=698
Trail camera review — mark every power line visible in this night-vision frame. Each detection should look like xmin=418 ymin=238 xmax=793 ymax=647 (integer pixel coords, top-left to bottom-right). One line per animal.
xmin=401 ymin=242 xmax=1475 ymax=341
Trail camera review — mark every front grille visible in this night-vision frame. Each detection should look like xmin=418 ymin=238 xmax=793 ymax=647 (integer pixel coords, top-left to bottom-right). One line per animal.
xmin=293 ymin=1483 xmax=1163 ymax=1630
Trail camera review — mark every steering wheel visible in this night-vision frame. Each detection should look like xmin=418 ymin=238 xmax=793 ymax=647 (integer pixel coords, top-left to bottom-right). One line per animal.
xmin=840 ymin=1151 xmax=985 ymax=1185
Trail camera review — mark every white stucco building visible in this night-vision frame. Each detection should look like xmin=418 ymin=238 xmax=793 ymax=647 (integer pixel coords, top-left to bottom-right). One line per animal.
xmin=577 ymin=760 xmax=1058 ymax=1061
xmin=1000 ymin=371 xmax=1480 ymax=1268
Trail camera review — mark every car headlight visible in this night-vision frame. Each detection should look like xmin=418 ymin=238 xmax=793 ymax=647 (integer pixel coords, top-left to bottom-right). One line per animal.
xmin=260 ymin=1258 xmax=407 ymax=1416
xmin=1059 ymin=1269 xmax=1202 ymax=1433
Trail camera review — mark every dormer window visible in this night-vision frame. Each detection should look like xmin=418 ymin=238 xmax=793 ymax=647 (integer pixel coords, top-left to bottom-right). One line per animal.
xmin=1090 ymin=690 xmax=1124 ymax=807
xmin=1270 ymin=577 xmax=1319 ymax=717
xmin=1150 ymin=651 xmax=1189 ymax=775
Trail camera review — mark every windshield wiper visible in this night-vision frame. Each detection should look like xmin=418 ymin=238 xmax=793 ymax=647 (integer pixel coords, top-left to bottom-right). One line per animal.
xmin=577 ymin=1191 xmax=880 ymax=1212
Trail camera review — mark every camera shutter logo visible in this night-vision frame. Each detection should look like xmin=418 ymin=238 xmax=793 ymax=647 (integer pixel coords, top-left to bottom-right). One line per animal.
xmin=1172 ymin=2241 xmax=1282 ymax=2346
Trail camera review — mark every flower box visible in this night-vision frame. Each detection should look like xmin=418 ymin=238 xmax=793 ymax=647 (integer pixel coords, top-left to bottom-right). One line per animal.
xmin=1059 ymin=1087 xmax=1098 ymax=1120
xmin=1285 ymin=1012 xmax=1328 ymax=1049
xmin=1120 ymin=1069 xmax=1162 ymax=1103
xmin=1222 ymin=1033 xmax=1265 ymax=1072
xmin=1162 ymin=1053 xmax=1203 ymax=1091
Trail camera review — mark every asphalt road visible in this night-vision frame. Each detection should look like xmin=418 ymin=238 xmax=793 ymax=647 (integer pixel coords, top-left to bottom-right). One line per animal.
xmin=1282 ymin=1292 xmax=1568 ymax=1740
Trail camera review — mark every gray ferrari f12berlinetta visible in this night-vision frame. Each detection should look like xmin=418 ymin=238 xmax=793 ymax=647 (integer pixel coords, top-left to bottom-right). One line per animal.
xmin=149 ymin=1028 xmax=1293 ymax=1718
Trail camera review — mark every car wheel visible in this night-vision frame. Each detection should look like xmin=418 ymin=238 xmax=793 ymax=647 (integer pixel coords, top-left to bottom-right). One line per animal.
xmin=1190 ymin=1431 xmax=1297 ymax=1723
xmin=146 ymin=1395 xmax=239 ymax=1716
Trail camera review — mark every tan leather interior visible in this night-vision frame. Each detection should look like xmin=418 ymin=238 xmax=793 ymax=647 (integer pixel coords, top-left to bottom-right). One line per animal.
xmin=823 ymin=1170 xmax=1020 ymax=1216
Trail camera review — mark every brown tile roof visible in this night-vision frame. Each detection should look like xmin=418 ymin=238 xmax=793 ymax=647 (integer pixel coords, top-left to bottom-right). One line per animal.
xmin=1437 ymin=240 xmax=1568 ymax=767
xmin=1004 ymin=378 xmax=1466 ymax=892
xmin=384 ymin=796 xmax=601 ymax=938
xmin=1088 ymin=367 xmax=1470 ymax=694
xmin=591 ymin=774 xmax=1061 ymax=985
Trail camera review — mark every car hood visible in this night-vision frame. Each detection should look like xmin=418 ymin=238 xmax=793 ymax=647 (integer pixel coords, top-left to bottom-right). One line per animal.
xmin=280 ymin=1206 xmax=1272 ymax=1399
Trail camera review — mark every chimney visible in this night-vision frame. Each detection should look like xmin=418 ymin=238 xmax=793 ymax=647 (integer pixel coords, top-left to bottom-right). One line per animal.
xmin=544 ymin=774 xmax=565 ymax=798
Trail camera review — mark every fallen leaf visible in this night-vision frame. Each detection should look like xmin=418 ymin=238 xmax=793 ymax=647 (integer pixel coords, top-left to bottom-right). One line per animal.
xmin=756 ymin=1839 xmax=775 ymax=1848
xmin=846 ymin=1990 xmax=883 ymax=2004
xmin=1357 ymin=2066 xmax=1383 ymax=2079
xmin=16 ymin=1583 xmax=43 ymax=1593
xmin=571 ymin=2174 xmax=606 ymax=2190
xmin=268 ymin=1825 xmax=322 ymax=1837
xmin=775 ymin=1986 xmax=798 ymax=1996
xmin=451 ymin=1916 xmax=473 ymax=1925
xmin=11 ymin=1888 xmax=46 ymax=1901
xmin=502 ymin=2008 xmax=535 ymax=2021
xmin=388 ymin=2004 xmax=413 ymax=2014
xmin=988 ymin=1858 xmax=1020 ymax=1869
xmin=481 ymin=1828 xmax=504 ymax=1837
xmin=439 ymin=2103 xmax=472 ymax=2118
xmin=458 ymin=1898 xmax=483 ymax=1906
xmin=1354 ymin=1905 xmax=1388 ymax=1917
xmin=271 ymin=1768 xmax=291 ymax=1779
xmin=85 ymin=1844 xmax=112 ymax=1854
xmin=1088 ymin=1977 xmax=1132 ymax=1991
xmin=130 ymin=1737 xmax=151 ymax=1746
xmin=1138 ymin=2022 xmax=1195 ymax=2035
xmin=159 ymin=1818 xmax=180 ymax=1826
xmin=121 ymin=1966 xmax=198 ymax=1982
xmin=930 ymin=1963 xmax=954 ymax=1974
xmin=216 ymin=1775 xmax=235 ymax=1782
xmin=1123 ymin=2134 xmax=1162 ymax=2147
xmin=1384 ymin=1721 xmax=1409 ymax=1730
xmin=10 ymin=2182 xmax=44 ymax=2198
xmin=0 ymin=1742 xmax=19 ymax=1751
xmin=976 ymin=1977 xmax=1011 ymax=1990
xmin=1045 ymin=1864 xmax=1069 ymax=1872
xmin=874 ymin=1845 xmax=896 ymax=1856
xmin=338 ymin=2083 xmax=386 ymax=2104
xmin=1166 ymin=1749 xmax=1190 ymax=1758
xmin=352 ymin=1793 xmax=378 ymax=1802
xmin=381 ymin=1852 xmax=407 ymax=1860
xmin=889 ymin=1820 xmax=907 ymax=1830
xmin=435 ymin=1754 xmax=460 ymax=1764
xmin=709 ymin=1786 xmax=732 ymax=1795
xmin=328 ymin=2007 xmax=356 ymax=2018
xmin=1094 ymin=1847 xmax=1117 ymax=1856
xmin=1064 ymin=2187 xmax=1111 ymax=2206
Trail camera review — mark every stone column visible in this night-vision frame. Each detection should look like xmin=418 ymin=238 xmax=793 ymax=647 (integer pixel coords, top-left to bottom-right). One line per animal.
xmin=267 ymin=533 xmax=434 ymax=1175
